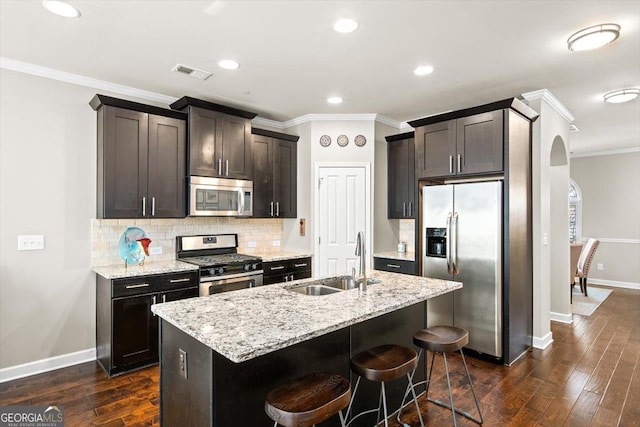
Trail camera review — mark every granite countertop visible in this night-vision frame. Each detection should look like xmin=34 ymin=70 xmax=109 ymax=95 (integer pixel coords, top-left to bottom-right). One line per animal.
xmin=373 ymin=251 xmax=416 ymax=262
xmin=151 ymin=270 xmax=461 ymax=363
xmin=93 ymin=260 xmax=198 ymax=279
xmin=251 ymin=251 xmax=313 ymax=262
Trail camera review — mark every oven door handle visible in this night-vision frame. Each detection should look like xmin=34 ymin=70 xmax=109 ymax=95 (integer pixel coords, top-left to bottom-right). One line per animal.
xmin=199 ymin=270 xmax=264 ymax=283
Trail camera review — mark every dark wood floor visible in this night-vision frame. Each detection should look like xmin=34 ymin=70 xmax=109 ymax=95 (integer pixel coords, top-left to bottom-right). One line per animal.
xmin=1 ymin=286 xmax=638 ymax=427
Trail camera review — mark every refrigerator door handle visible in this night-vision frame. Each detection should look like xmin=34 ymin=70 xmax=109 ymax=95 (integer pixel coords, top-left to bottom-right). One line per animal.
xmin=452 ymin=212 xmax=459 ymax=274
xmin=446 ymin=212 xmax=453 ymax=274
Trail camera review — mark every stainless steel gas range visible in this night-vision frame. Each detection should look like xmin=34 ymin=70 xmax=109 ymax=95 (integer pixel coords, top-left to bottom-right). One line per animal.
xmin=176 ymin=234 xmax=263 ymax=296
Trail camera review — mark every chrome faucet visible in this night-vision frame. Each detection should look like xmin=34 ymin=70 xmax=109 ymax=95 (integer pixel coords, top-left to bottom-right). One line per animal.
xmin=354 ymin=231 xmax=366 ymax=292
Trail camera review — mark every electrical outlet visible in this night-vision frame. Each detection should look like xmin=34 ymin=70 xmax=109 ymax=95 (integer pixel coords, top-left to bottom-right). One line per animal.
xmin=248 ymin=241 xmax=257 ymax=248
xmin=179 ymin=348 xmax=188 ymax=379
xmin=597 ymin=263 xmax=604 ymax=271
xmin=272 ymin=240 xmax=281 ymax=247
xmin=149 ymin=246 xmax=163 ymax=255
xmin=18 ymin=235 xmax=45 ymax=251
xmin=542 ymin=233 xmax=548 ymax=246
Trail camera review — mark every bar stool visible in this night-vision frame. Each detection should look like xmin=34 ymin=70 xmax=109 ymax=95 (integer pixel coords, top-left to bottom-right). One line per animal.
xmin=398 ymin=325 xmax=483 ymax=426
xmin=265 ymin=372 xmax=351 ymax=427
xmin=346 ymin=344 xmax=424 ymax=427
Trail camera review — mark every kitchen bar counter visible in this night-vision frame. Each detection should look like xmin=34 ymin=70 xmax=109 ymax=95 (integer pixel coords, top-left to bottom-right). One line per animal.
xmin=152 ymin=270 xmax=460 ymax=363
xmin=92 ymin=260 xmax=198 ymax=279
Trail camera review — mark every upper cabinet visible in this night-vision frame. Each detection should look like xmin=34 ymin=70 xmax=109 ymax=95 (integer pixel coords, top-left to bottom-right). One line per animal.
xmin=386 ymin=132 xmax=415 ymax=218
xmin=91 ymin=95 xmax=187 ymax=219
xmin=413 ymin=111 xmax=503 ymax=179
xmin=251 ymin=129 xmax=298 ymax=218
xmin=170 ymin=97 xmax=257 ymax=180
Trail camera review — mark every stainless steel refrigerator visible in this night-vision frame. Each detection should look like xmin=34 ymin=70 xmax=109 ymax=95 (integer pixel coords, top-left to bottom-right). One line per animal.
xmin=423 ymin=181 xmax=503 ymax=359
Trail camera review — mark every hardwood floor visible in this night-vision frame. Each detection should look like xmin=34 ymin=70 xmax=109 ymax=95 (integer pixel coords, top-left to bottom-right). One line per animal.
xmin=1 ymin=286 xmax=638 ymax=426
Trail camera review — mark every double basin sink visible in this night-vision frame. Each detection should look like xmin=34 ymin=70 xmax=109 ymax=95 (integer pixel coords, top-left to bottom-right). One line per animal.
xmin=288 ymin=276 xmax=380 ymax=296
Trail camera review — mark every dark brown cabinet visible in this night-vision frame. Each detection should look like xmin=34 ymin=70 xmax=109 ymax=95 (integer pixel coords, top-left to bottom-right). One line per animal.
xmin=413 ymin=110 xmax=503 ymax=179
xmin=170 ymin=97 xmax=258 ymax=180
xmin=386 ymin=133 xmax=415 ymax=218
xmin=91 ymin=95 xmax=187 ymax=219
xmin=263 ymin=257 xmax=312 ymax=285
xmin=251 ymin=129 xmax=298 ymax=218
xmin=96 ymin=270 xmax=198 ymax=376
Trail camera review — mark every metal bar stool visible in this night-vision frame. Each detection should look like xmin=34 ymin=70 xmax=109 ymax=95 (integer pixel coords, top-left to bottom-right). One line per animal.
xmin=346 ymin=344 xmax=424 ymax=427
xmin=398 ymin=325 xmax=483 ymax=426
xmin=265 ymin=372 xmax=351 ymax=427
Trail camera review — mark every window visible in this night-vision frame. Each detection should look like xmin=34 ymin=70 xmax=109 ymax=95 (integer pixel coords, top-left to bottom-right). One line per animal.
xmin=569 ymin=179 xmax=582 ymax=242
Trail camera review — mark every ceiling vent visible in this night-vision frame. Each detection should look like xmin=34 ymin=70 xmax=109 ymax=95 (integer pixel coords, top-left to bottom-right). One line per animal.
xmin=171 ymin=64 xmax=212 ymax=80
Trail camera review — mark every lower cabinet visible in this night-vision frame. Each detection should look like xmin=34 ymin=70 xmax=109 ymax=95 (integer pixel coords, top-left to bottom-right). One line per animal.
xmin=263 ymin=257 xmax=312 ymax=285
xmin=97 ymin=270 xmax=198 ymax=376
xmin=373 ymin=257 xmax=417 ymax=275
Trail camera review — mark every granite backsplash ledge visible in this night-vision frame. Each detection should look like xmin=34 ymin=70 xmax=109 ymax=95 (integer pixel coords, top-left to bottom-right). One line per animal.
xmin=91 ymin=217 xmax=284 ymax=267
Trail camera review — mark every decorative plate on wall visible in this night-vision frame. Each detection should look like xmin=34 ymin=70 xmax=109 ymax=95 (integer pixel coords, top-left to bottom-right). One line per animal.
xmin=319 ymin=135 xmax=331 ymax=147
xmin=354 ymin=135 xmax=367 ymax=147
xmin=337 ymin=134 xmax=349 ymax=147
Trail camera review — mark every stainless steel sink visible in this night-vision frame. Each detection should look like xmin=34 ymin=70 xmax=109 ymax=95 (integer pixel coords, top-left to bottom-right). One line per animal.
xmin=323 ymin=276 xmax=358 ymax=290
xmin=289 ymin=284 xmax=342 ymax=296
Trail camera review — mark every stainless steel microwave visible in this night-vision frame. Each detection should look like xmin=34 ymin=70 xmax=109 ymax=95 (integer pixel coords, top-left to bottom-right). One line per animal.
xmin=189 ymin=176 xmax=253 ymax=217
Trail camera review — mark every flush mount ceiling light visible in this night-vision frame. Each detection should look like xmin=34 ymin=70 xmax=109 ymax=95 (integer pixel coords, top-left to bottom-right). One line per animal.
xmin=217 ymin=59 xmax=239 ymax=70
xmin=327 ymin=96 xmax=343 ymax=104
xmin=567 ymin=23 xmax=620 ymax=51
xmin=42 ymin=0 xmax=80 ymax=17
xmin=333 ymin=18 xmax=359 ymax=33
xmin=414 ymin=65 xmax=434 ymax=76
xmin=603 ymin=88 xmax=639 ymax=104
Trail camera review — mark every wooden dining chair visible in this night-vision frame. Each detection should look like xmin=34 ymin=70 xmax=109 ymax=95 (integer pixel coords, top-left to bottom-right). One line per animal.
xmin=575 ymin=238 xmax=600 ymax=297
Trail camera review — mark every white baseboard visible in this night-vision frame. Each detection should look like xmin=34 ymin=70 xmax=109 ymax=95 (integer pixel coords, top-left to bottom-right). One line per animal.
xmin=588 ymin=278 xmax=640 ymax=290
xmin=0 ymin=348 xmax=96 ymax=383
xmin=550 ymin=311 xmax=573 ymax=324
xmin=532 ymin=332 xmax=554 ymax=349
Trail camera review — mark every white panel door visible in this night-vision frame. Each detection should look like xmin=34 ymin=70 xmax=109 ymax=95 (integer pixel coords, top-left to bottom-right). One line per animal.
xmin=317 ymin=167 xmax=366 ymax=277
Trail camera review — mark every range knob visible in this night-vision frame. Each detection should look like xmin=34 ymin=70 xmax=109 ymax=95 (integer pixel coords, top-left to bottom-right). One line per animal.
xmin=252 ymin=263 xmax=259 ymax=270
xmin=243 ymin=264 xmax=251 ymax=271
xmin=217 ymin=267 xmax=225 ymax=275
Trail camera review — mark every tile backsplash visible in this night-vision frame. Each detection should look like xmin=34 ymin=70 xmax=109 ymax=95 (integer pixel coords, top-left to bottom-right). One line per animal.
xmin=91 ymin=217 xmax=283 ymax=267
xmin=399 ymin=219 xmax=416 ymax=253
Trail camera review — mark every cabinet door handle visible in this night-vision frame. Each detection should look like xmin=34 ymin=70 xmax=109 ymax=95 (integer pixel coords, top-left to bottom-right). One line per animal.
xmin=270 ymin=201 xmax=274 ymax=217
xmin=151 ymin=295 xmax=157 ymax=316
xmin=218 ymin=159 xmax=222 ymax=175
xmin=125 ymin=283 xmax=150 ymax=289
xmin=457 ymin=154 xmax=462 ymax=173
xmin=170 ymin=278 xmax=190 ymax=283
xmin=162 ymin=294 xmax=166 ymax=303
xmin=225 ymin=159 xmax=229 ymax=176
xmin=294 ymin=263 xmax=308 ymax=268
xmin=449 ymin=155 xmax=454 ymax=174
xmin=276 ymin=202 xmax=280 ymax=217
xmin=270 ymin=266 xmax=285 ymax=271
xmin=289 ymin=274 xmax=294 ymax=281
xmin=387 ymin=264 xmax=401 ymax=269
xmin=408 ymin=202 xmax=412 ymax=217
xmin=151 ymin=197 xmax=156 ymax=216
xmin=142 ymin=197 xmax=146 ymax=216
xmin=403 ymin=202 xmax=407 ymax=217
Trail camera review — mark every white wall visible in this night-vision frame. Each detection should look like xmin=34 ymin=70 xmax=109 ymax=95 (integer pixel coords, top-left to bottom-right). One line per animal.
xmin=570 ymin=152 xmax=640 ymax=287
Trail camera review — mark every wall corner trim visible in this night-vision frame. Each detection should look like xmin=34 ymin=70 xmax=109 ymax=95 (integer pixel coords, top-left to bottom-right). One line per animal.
xmin=521 ymin=89 xmax=575 ymax=124
xmin=0 ymin=348 xmax=96 ymax=383
xmin=550 ymin=311 xmax=573 ymax=324
xmin=532 ymin=332 xmax=554 ymax=350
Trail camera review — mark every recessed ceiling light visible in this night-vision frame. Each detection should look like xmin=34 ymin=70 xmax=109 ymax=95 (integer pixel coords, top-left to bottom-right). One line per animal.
xmin=567 ymin=23 xmax=620 ymax=51
xmin=218 ymin=59 xmax=239 ymax=70
xmin=327 ymin=96 xmax=343 ymax=104
xmin=42 ymin=0 xmax=80 ymax=18
xmin=334 ymin=18 xmax=359 ymax=33
xmin=603 ymin=88 xmax=639 ymax=104
xmin=414 ymin=65 xmax=434 ymax=76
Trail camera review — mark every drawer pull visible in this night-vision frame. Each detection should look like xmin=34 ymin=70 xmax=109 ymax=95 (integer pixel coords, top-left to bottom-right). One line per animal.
xmin=387 ymin=264 xmax=401 ymax=269
xmin=125 ymin=283 xmax=150 ymax=289
xmin=270 ymin=266 xmax=285 ymax=271
xmin=170 ymin=278 xmax=190 ymax=283
xmin=294 ymin=263 xmax=308 ymax=268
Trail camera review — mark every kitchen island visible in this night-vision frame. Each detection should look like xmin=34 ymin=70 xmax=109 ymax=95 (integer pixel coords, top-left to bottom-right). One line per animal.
xmin=152 ymin=270 xmax=461 ymax=426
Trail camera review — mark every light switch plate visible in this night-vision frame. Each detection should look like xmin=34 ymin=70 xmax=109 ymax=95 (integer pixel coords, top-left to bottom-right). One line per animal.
xmin=248 ymin=241 xmax=257 ymax=248
xmin=149 ymin=246 xmax=163 ymax=255
xmin=178 ymin=348 xmax=188 ymax=379
xmin=272 ymin=240 xmax=281 ymax=247
xmin=597 ymin=263 xmax=604 ymax=271
xmin=18 ymin=235 xmax=45 ymax=251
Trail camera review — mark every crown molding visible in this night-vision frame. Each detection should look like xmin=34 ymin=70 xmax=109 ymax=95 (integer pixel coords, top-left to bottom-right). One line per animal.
xmin=1 ymin=57 xmax=177 ymax=105
xmin=521 ymin=89 xmax=575 ymax=124
xmin=571 ymin=147 xmax=640 ymax=158
xmin=251 ymin=116 xmax=285 ymax=130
